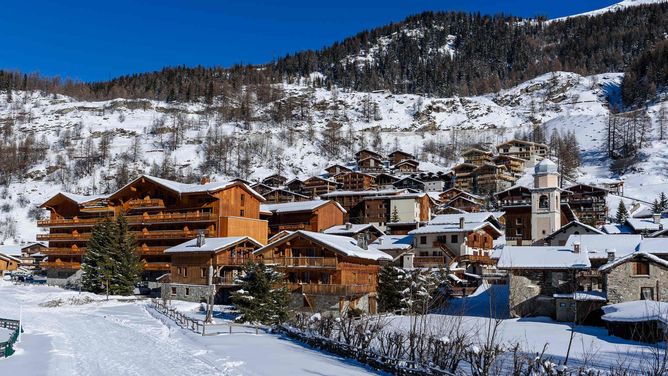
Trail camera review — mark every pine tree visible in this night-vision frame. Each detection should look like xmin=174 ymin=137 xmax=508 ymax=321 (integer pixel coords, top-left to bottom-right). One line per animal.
xmin=653 ymin=199 xmax=662 ymax=214
xmin=616 ymin=201 xmax=629 ymax=224
xmin=231 ymin=262 xmax=290 ymax=325
xmin=390 ymin=206 xmax=400 ymax=222
xmin=81 ymin=218 xmax=115 ymax=293
xmin=110 ymin=215 xmax=141 ymax=295
xmin=660 ymin=192 xmax=668 ymax=212
xmin=378 ymin=266 xmax=408 ymax=313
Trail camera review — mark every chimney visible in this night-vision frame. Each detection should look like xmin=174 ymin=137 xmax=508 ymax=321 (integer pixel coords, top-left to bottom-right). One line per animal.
xmin=345 ymin=222 xmax=353 ymax=230
xmin=459 ymin=217 xmax=465 ymax=229
xmin=357 ymin=233 xmax=368 ymax=250
xmin=200 ymin=176 xmax=210 ymax=185
xmin=607 ymin=249 xmax=616 ymax=262
xmin=653 ymin=213 xmax=661 ymax=225
xmin=572 ymin=241 xmax=580 ymax=253
xmin=196 ymin=230 xmax=205 ymax=247
xmin=378 ymin=237 xmax=384 ymax=245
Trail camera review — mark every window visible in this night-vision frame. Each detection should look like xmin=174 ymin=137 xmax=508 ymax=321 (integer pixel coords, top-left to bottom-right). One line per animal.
xmin=641 ymin=287 xmax=654 ymax=300
xmin=201 ymin=268 xmax=207 ymax=278
xmin=451 ymin=235 xmax=458 ymax=243
xmin=539 ymin=195 xmax=549 ymax=209
xmin=177 ymin=267 xmax=182 ymax=275
xmin=183 ymin=267 xmax=188 ymax=277
xmin=185 ymin=288 xmax=190 ymax=296
xmin=633 ymin=261 xmax=650 ymax=276
xmin=171 ymin=287 xmax=177 ymax=295
xmin=240 ymin=193 xmax=245 ymax=206
xmin=420 ymin=236 xmax=427 ymax=245
xmin=516 ymin=218 xmax=523 ymax=225
xmin=240 ymin=209 xmax=245 ymax=216
xmin=516 ymin=228 xmax=523 ymax=236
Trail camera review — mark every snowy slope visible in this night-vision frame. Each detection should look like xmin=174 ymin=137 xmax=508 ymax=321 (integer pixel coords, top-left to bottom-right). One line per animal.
xmin=1 ymin=71 xmax=667 ymax=244
xmin=550 ymin=0 xmax=668 ymax=22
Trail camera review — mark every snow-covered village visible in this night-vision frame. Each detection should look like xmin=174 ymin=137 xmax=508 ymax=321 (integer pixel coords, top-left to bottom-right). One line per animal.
xmin=1 ymin=1 xmax=668 ymax=375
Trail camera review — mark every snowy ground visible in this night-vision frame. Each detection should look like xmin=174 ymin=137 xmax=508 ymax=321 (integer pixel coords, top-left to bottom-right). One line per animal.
xmin=0 ymin=282 xmax=380 ymax=376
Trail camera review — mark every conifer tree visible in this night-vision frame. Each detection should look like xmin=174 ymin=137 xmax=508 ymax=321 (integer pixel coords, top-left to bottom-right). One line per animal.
xmin=653 ymin=199 xmax=662 ymax=214
xmin=660 ymin=192 xmax=668 ymax=212
xmin=378 ymin=265 xmax=408 ymax=313
xmin=616 ymin=201 xmax=629 ymax=224
xmin=231 ymin=262 xmax=290 ymax=325
xmin=391 ymin=206 xmax=400 ymax=222
xmin=81 ymin=218 xmax=115 ymax=293
xmin=111 ymin=215 xmax=141 ymax=295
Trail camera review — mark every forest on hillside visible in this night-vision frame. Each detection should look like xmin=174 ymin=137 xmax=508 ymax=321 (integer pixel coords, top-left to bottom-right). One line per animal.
xmin=0 ymin=3 xmax=667 ymax=104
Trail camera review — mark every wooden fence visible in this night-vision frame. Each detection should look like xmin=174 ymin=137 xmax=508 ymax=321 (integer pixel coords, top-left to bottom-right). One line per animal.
xmin=0 ymin=318 xmax=21 ymax=358
xmin=149 ymin=300 xmax=264 ymax=336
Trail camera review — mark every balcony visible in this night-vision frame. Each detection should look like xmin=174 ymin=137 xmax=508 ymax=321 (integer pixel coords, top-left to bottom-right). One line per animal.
xmin=274 ymin=223 xmax=308 ymax=231
xmin=414 ymin=256 xmax=446 ymax=268
xmin=291 ymin=283 xmax=374 ymax=296
xmin=36 ymin=232 xmax=91 ymax=241
xmin=41 ymin=261 xmax=81 ymax=269
xmin=43 ymin=247 xmax=86 ymax=255
xmin=37 ymin=211 xmax=216 ymax=228
xmin=37 ymin=217 xmax=104 ymax=228
xmin=459 ymin=255 xmax=494 ymax=265
xmin=135 ymin=229 xmax=211 ymax=240
xmin=267 ymin=257 xmax=338 ymax=268
xmin=126 ymin=198 xmax=165 ymax=210
xmin=217 ymin=257 xmax=256 ymax=266
xmin=143 ymin=262 xmax=171 ymax=271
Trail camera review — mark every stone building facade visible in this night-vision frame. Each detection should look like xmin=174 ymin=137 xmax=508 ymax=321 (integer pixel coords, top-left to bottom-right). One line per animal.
xmin=602 ymin=253 xmax=668 ymax=304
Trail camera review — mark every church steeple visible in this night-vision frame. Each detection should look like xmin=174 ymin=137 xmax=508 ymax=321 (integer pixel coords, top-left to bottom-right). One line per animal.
xmin=531 ymin=158 xmax=560 ymax=242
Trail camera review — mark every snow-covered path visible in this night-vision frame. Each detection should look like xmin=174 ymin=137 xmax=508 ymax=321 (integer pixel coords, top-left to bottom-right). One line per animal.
xmin=0 ymin=282 xmax=379 ymax=375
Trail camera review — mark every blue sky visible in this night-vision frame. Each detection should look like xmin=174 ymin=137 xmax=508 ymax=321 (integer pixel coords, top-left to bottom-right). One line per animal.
xmin=0 ymin=0 xmax=618 ymax=82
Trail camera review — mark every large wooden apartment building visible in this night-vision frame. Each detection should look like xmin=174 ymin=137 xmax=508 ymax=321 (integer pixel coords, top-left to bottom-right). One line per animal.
xmin=38 ymin=175 xmax=269 ymax=283
xmin=260 ymin=200 xmax=345 ymax=236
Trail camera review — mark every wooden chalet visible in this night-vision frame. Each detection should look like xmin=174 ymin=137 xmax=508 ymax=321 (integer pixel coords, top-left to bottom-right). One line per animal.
xmin=262 ymin=188 xmax=309 ymax=204
xmin=0 ymin=252 xmax=20 ymax=273
xmin=358 ymin=156 xmax=385 ymax=173
xmin=302 ymin=176 xmax=339 ymax=197
xmin=0 ymin=243 xmax=47 ymax=272
xmin=38 ymin=175 xmax=269 ymax=282
xmin=323 ymin=223 xmax=385 ymax=242
xmin=250 ymin=182 xmax=274 ymax=196
xmin=462 ymin=148 xmax=493 ymax=166
xmin=562 ymin=184 xmax=609 ymax=226
xmin=392 ymin=176 xmax=425 ymax=192
xmin=262 ymin=174 xmax=288 ymax=188
xmin=445 ymin=195 xmax=484 ymax=213
xmin=452 ymin=163 xmax=478 ymax=192
xmin=162 ymin=235 xmax=263 ymax=303
xmin=388 ymin=150 xmax=415 ymax=165
xmin=355 ymin=149 xmax=384 ymax=162
xmin=439 ymin=188 xmax=479 ymax=203
xmin=285 ymin=178 xmax=305 ymax=194
xmin=325 ymin=164 xmax=353 ymax=176
xmin=254 ymin=230 xmax=392 ymax=314
xmin=374 ymin=173 xmax=400 ymax=189
xmin=392 ymin=159 xmax=420 ymax=174
xmin=473 ymin=163 xmax=516 ymax=195
xmin=497 ymin=139 xmax=548 ymax=164
xmin=412 ymin=171 xmax=453 ymax=192
xmin=492 ymin=154 xmax=526 ymax=176
xmin=260 ymin=200 xmax=345 ymax=236
xmin=320 ymin=189 xmax=405 ymax=222
xmin=334 ymin=172 xmax=376 ymax=191
xmin=349 ymin=193 xmax=432 ymax=228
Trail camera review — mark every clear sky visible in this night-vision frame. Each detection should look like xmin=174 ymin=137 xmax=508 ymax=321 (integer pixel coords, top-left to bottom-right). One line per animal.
xmin=0 ymin=0 xmax=619 ymax=82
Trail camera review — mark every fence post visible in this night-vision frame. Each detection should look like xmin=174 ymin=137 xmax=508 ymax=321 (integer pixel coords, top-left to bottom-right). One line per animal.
xmin=229 ymin=325 xmax=232 ymax=334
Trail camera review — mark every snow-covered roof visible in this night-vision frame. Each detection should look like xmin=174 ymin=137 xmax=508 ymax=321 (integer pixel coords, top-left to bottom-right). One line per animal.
xmin=0 ymin=252 xmax=21 ymax=263
xmin=565 ymin=234 xmax=641 ymax=260
xmin=0 ymin=243 xmax=44 ymax=256
xmin=496 ymin=246 xmax=591 ymax=269
xmin=601 ymin=300 xmax=668 ymax=324
xmin=544 ymin=220 xmax=603 ymax=240
xmin=41 ymin=192 xmax=108 ymax=207
xmin=409 ymin=222 xmax=502 ymax=236
xmin=368 ymin=235 xmax=413 ymax=251
xmin=260 ymin=200 xmax=346 ymax=214
xmin=598 ymin=252 xmax=668 ymax=272
xmin=638 ymin=238 xmax=668 ymax=254
xmin=553 ymin=291 xmax=607 ymax=302
xmin=164 ymin=237 xmax=261 ymax=254
xmin=323 ymin=223 xmax=382 ymax=235
xmin=429 ymin=212 xmax=504 ymax=225
xmin=601 ymin=224 xmax=634 ymax=234
xmin=109 ymin=175 xmax=265 ymax=201
xmin=626 ymin=217 xmax=668 ymax=232
xmin=320 ymin=189 xmax=404 ymax=198
xmin=254 ymin=230 xmax=392 ymax=261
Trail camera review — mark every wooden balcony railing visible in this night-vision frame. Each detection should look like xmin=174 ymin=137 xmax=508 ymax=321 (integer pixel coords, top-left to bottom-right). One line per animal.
xmin=135 ymin=229 xmax=211 ymax=240
xmin=41 ymin=261 xmax=81 ymax=269
xmin=217 ymin=258 xmax=256 ymax=266
xmin=43 ymin=247 xmax=86 ymax=255
xmin=294 ymin=284 xmax=374 ymax=296
xmin=38 ymin=211 xmax=216 ymax=228
xmin=143 ymin=262 xmax=171 ymax=271
xmin=126 ymin=198 xmax=165 ymax=210
xmin=36 ymin=233 xmax=91 ymax=241
xmin=267 ymin=257 xmax=338 ymax=268
xmin=37 ymin=217 xmax=104 ymax=227
xmin=459 ymin=255 xmax=494 ymax=265
xmin=274 ymin=223 xmax=308 ymax=231
xmin=414 ymin=256 xmax=446 ymax=267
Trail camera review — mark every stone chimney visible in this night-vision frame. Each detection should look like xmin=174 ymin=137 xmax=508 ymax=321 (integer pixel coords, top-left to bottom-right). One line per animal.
xmin=653 ymin=213 xmax=661 ymax=224
xmin=345 ymin=222 xmax=353 ymax=230
xmin=607 ymin=249 xmax=616 ymax=262
xmin=572 ymin=241 xmax=580 ymax=253
xmin=196 ymin=230 xmax=206 ymax=247
xmin=200 ymin=176 xmax=210 ymax=185
xmin=357 ymin=233 xmax=368 ymax=250
xmin=459 ymin=217 xmax=465 ymax=229
xmin=378 ymin=237 xmax=384 ymax=246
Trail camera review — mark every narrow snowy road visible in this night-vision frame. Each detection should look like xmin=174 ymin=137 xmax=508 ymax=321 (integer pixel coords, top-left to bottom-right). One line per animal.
xmin=0 ymin=282 xmax=379 ymax=375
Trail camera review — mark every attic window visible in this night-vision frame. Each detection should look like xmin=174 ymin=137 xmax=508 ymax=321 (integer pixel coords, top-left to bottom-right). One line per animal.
xmin=633 ymin=261 xmax=650 ymax=276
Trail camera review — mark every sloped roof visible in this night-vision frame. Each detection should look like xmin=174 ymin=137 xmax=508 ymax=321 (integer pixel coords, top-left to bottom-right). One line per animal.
xmin=321 ymin=189 xmax=405 ymax=198
xmin=260 ymin=200 xmax=346 ymax=214
xmin=409 ymin=222 xmax=502 ymax=236
xmin=564 ymin=234 xmax=641 ymax=260
xmin=109 ymin=175 xmax=265 ymax=201
xmin=626 ymin=217 xmax=668 ymax=232
xmin=0 ymin=252 xmax=21 ymax=263
xmin=41 ymin=192 xmax=109 ymax=208
xmin=0 ymin=243 xmax=45 ymax=256
xmin=598 ymin=251 xmax=668 ymax=272
xmin=430 ymin=212 xmax=504 ymax=225
xmin=638 ymin=238 xmax=668 ymax=254
xmin=368 ymin=235 xmax=413 ymax=252
xmin=254 ymin=230 xmax=392 ymax=261
xmin=544 ymin=221 xmax=603 ymax=241
xmin=601 ymin=224 xmax=634 ymax=234
xmin=496 ymin=246 xmax=591 ymax=269
xmin=164 ymin=237 xmax=262 ymax=254
xmin=602 ymin=300 xmax=668 ymax=324
xmin=323 ymin=223 xmax=383 ymax=236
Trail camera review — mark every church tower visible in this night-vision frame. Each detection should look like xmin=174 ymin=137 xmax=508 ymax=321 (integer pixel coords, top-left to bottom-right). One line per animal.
xmin=531 ymin=158 xmax=561 ymax=242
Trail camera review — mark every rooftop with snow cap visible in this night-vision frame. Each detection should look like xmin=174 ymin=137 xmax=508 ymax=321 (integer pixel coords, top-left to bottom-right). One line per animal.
xmin=598 ymin=251 xmax=668 ymax=272
xmin=164 ymin=236 xmax=262 ymax=254
xmin=601 ymin=300 xmax=668 ymax=324
xmin=496 ymin=245 xmax=591 ymax=269
xmin=534 ymin=158 xmax=558 ymax=175
xmin=409 ymin=221 xmax=502 ymax=236
xmin=564 ymin=234 xmax=641 ymax=260
xmin=254 ymin=230 xmax=392 ymax=261
xmin=260 ymin=199 xmax=346 ymax=214
xmin=323 ymin=223 xmax=382 ymax=236
xmin=368 ymin=234 xmax=414 ymax=251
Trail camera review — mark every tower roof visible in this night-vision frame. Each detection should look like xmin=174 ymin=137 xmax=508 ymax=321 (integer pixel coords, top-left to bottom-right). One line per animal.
xmin=534 ymin=158 xmax=557 ymax=175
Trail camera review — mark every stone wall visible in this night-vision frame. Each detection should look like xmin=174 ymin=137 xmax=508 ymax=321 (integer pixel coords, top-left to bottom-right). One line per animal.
xmin=508 ymin=269 xmax=576 ymax=318
xmin=289 ymin=293 xmax=372 ymax=315
xmin=605 ymin=261 xmax=668 ymax=304
xmin=161 ymin=283 xmax=214 ymax=303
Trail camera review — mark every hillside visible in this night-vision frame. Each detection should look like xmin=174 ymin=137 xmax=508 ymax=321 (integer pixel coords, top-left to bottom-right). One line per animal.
xmin=1 ymin=71 xmax=668 ymax=244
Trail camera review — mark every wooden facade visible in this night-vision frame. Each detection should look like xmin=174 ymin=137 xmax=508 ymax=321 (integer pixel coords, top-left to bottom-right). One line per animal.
xmin=358 ymin=156 xmax=385 ymax=173
xmin=38 ymin=176 xmax=269 ymax=279
xmin=392 ymin=159 xmax=420 ymax=173
xmin=262 ymin=174 xmax=288 ymax=188
xmin=388 ymin=150 xmax=415 ymax=165
xmin=355 ymin=149 xmax=384 ymax=162
xmin=497 ymin=139 xmax=548 ymax=162
xmin=325 ymin=164 xmax=353 ymax=176
xmin=302 ymin=176 xmax=339 ymax=197
xmin=563 ymin=184 xmax=609 ymax=226
xmin=0 ymin=254 xmax=19 ymax=272
xmin=334 ymin=172 xmax=376 ymax=191
xmin=263 ymin=189 xmax=309 ymax=204
xmin=462 ymin=148 xmax=493 ymax=165
xmin=261 ymin=200 xmax=345 ymax=236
